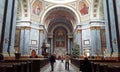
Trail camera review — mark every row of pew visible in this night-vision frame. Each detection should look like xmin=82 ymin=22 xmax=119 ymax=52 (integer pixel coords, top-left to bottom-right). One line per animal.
xmin=0 ymin=58 xmax=49 ymax=72
xmin=71 ymin=58 xmax=120 ymax=72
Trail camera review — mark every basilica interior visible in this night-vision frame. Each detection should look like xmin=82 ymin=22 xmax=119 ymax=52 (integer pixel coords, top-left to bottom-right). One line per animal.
xmin=0 ymin=0 xmax=120 ymax=72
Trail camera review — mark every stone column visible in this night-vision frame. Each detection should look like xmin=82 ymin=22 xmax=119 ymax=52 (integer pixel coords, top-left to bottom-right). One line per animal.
xmin=38 ymin=29 xmax=44 ymax=54
xmin=2 ymin=0 xmax=18 ymax=56
xmin=115 ymin=0 xmax=120 ymax=35
xmin=9 ymin=0 xmax=18 ymax=55
xmin=51 ymin=38 xmax=53 ymax=53
xmin=69 ymin=38 xmax=73 ymax=55
xmin=0 ymin=0 xmax=6 ymax=52
xmin=115 ymin=0 xmax=120 ymax=60
xmin=47 ymin=33 xmax=53 ymax=54
xmin=47 ymin=38 xmax=51 ymax=54
xmin=77 ymin=29 xmax=83 ymax=56
xmin=68 ymin=38 xmax=70 ymax=54
xmin=90 ymin=26 xmax=102 ymax=56
xmin=68 ymin=33 xmax=73 ymax=55
xmin=19 ymin=27 xmax=30 ymax=55
xmin=103 ymin=0 xmax=112 ymax=56
xmin=108 ymin=0 xmax=118 ymax=57
xmin=96 ymin=27 xmax=102 ymax=56
xmin=116 ymin=0 xmax=120 ymax=30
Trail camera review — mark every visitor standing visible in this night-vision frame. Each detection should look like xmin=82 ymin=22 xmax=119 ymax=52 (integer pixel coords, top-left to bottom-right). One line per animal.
xmin=80 ymin=57 xmax=92 ymax=72
xmin=49 ymin=54 xmax=56 ymax=71
xmin=29 ymin=50 xmax=38 ymax=58
xmin=65 ymin=53 xmax=70 ymax=70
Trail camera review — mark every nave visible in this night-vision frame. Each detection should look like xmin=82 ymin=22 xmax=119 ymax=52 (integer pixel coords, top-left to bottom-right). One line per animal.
xmin=41 ymin=60 xmax=80 ymax=72
xmin=0 ymin=0 xmax=120 ymax=72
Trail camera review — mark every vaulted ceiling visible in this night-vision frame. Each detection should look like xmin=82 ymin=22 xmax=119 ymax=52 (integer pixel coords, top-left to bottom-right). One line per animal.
xmin=44 ymin=7 xmax=76 ymax=28
xmin=17 ymin=0 xmax=103 ymax=28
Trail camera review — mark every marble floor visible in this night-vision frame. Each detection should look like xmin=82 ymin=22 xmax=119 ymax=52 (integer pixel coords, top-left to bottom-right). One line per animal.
xmin=40 ymin=60 xmax=81 ymax=72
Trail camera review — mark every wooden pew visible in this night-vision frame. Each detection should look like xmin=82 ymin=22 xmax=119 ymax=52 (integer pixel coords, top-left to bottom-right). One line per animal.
xmin=2 ymin=60 xmax=31 ymax=72
xmin=91 ymin=62 xmax=120 ymax=72
xmin=3 ymin=58 xmax=49 ymax=72
xmin=71 ymin=58 xmax=118 ymax=72
xmin=0 ymin=63 xmax=21 ymax=72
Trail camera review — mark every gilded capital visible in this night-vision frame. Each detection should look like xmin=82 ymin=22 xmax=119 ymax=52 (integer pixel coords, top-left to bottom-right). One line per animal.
xmin=77 ymin=29 xmax=82 ymax=33
xmin=25 ymin=27 xmax=31 ymax=30
xmin=39 ymin=29 xmax=44 ymax=33
xmin=90 ymin=26 xmax=100 ymax=30
xmin=18 ymin=26 xmax=31 ymax=30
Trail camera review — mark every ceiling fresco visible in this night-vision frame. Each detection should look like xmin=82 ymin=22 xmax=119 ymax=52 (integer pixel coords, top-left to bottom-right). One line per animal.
xmin=17 ymin=0 xmax=103 ymax=27
xmin=32 ymin=0 xmax=42 ymax=16
xmin=44 ymin=7 xmax=77 ymax=28
xmin=79 ymin=0 xmax=89 ymax=16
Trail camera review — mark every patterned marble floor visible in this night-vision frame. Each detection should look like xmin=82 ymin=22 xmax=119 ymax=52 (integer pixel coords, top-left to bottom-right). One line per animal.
xmin=40 ymin=60 xmax=81 ymax=72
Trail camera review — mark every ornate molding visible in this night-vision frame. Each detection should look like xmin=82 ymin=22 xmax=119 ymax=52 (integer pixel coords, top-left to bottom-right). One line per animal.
xmin=39 ymin=29 xmax=44 ymax=33
xmin=16 ymin=26 xmax=31 ymax=30
xmin=90 ymin=26 xmax=101 ymax=30
xmin=89 ymin=20 xmax=105 ymax=24
xmin=77 ymin=29 xmax=82 ymax=33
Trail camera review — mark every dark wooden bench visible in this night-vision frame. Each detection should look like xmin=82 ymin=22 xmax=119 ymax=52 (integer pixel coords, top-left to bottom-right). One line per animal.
xmin=91 ymin=62 xmax=120 ymax=72
xmin=0 ymin=61 xmax=32 ymax=72
xmin=0 ymin=62 xmax=22 ymax=72
xmin=1 ymin=58 xmax=49 ymax=72
xmin=71 ymin=58 xmax=118 ymax=72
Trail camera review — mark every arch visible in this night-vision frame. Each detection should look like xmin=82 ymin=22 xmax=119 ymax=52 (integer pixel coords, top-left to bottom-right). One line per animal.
xmin=50 ymin=23 xmax=72 ymax=34
xmin=40 ymin=5 xmax=80 ymax=28
xmin=48 ymin=18 xmax=73 ymax=34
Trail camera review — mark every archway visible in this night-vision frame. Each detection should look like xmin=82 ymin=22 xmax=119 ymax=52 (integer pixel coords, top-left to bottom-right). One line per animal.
xmin=48 ymin=19 xmax=73 ymax=58
xmin=43 ymin=7 xmax=76 ymax=57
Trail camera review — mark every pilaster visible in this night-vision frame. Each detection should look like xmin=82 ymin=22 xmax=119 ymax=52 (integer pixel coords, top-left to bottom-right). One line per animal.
xmin=90 ymin=26 xmax=102 ymax=56
xmin=0 ymin=0 xmax=6 ymax=53
xmin=103 ymin=0 xmax=111 ymax=56
xmin=39 ymin=29 xmax=44 ymax=54
xmin=68 ymin=38 xmax=70 ymax=54
xmin=19 ymin=26 xmax=31 ymax=55
xmin=9 ymin=0 xmax=18 ymax=55
xmin=115 ymin=0 xmax=120 ymax=60
xmin=47 ymin=33 xmax=53 ymax=54
xmin=77 ymin=29 xmax=83 ymax=56
xmin=2 ymin=0 xmax=15 ymax=56
xmin=108 ymin=0 xmax=118 ymax=57
xmin=68 ymin=33 xmax=73 ymax=54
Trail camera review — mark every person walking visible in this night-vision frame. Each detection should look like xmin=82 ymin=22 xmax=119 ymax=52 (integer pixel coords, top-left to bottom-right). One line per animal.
xmin=65 ymin=53 xmax=70 ymax=70
xmin=49 ymin=54 xmax=56 ymax=71
xmin=61 ymin=55 xmax=64 ymax=62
